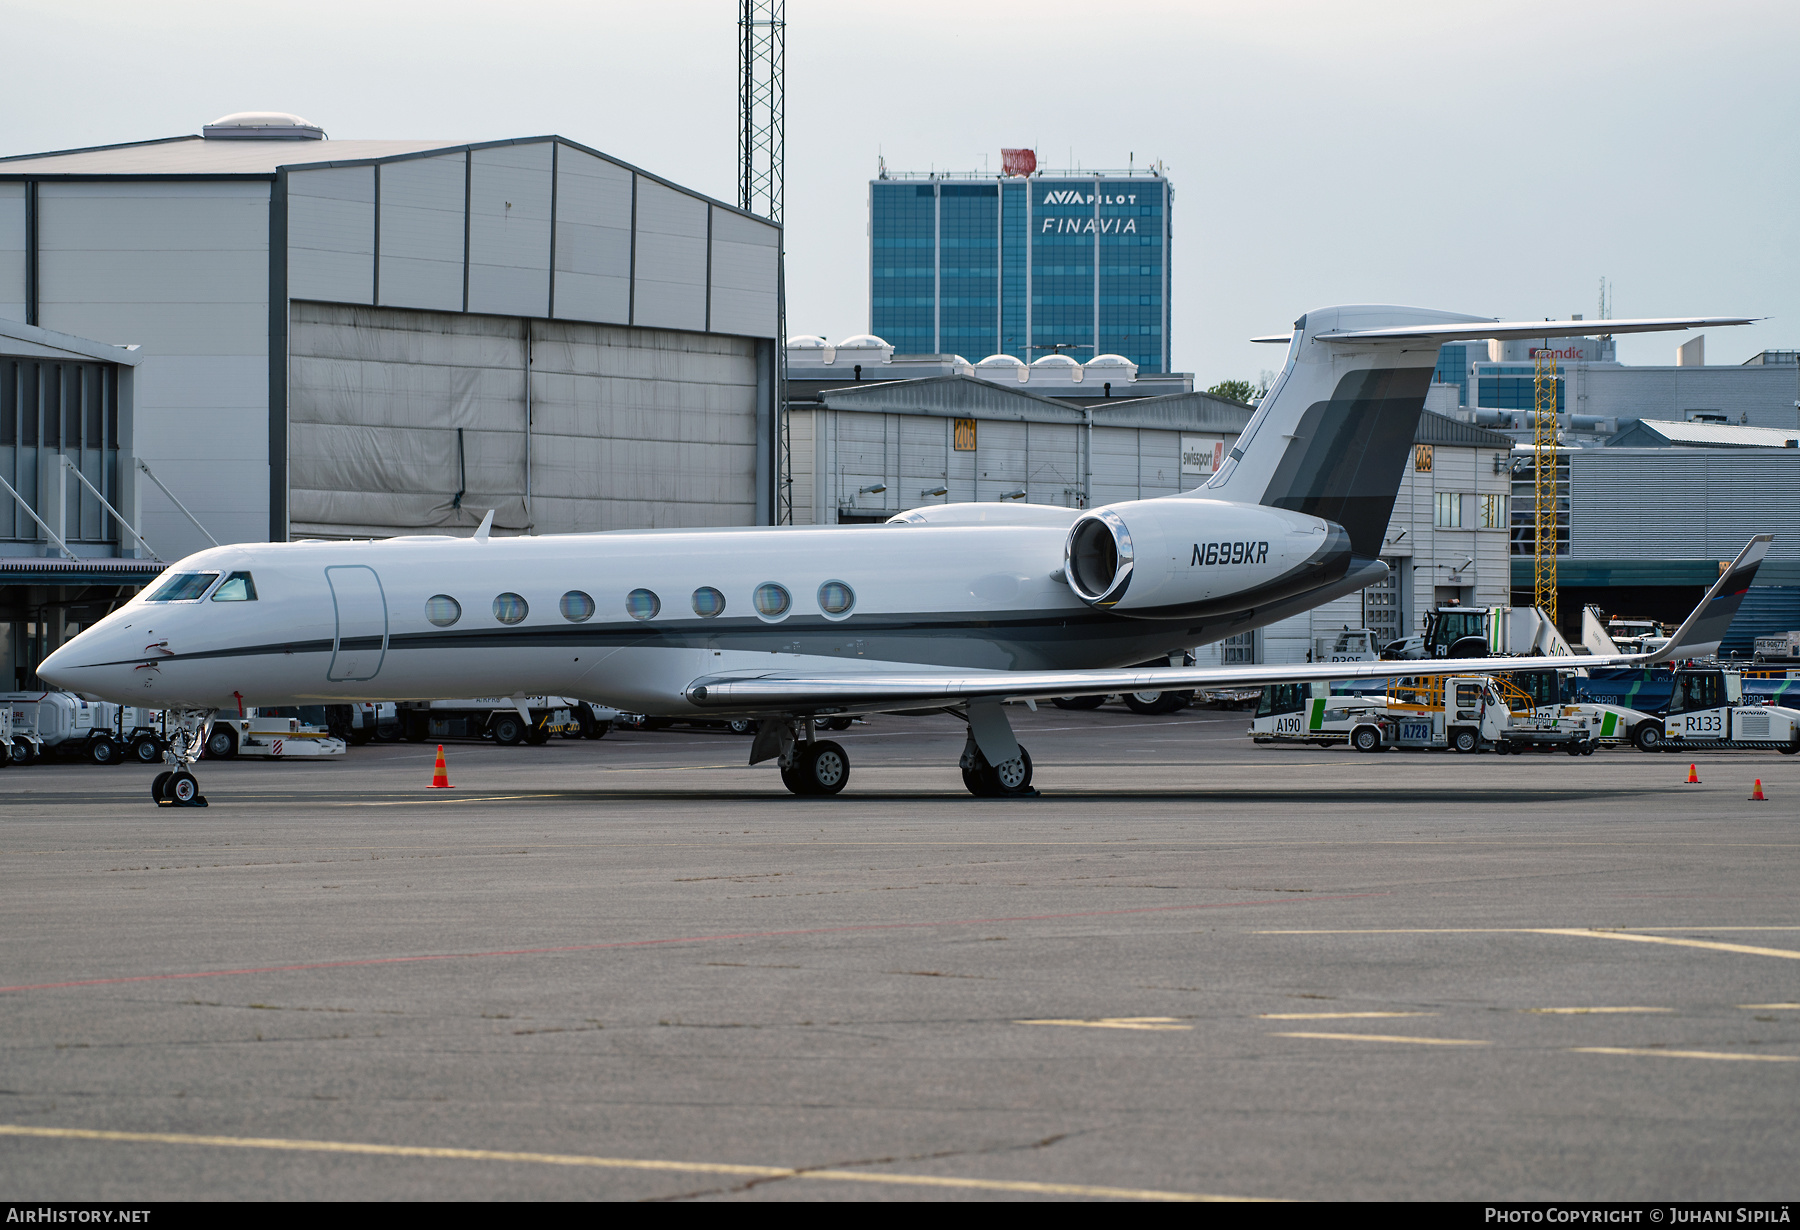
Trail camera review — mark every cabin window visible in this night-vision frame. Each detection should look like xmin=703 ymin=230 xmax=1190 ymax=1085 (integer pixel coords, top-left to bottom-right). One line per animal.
xmin=754 ymin=582 xmax=791 ymax=620
xmin=210 ymin=571 xmax=257 ymax=602
xmin=818 ymin=580 xmax=855 ymax=617
xmin=692 ymin=587 xmax=726 ymax=617
xmin=425 ymin=595 xmax=462 ymax=627
xmin=493 ymin=593 xmax=529 ymax=625
xmin=626 ymin=589 xmax=661 ymax=620
xmin=144 ymin=571 xmax=219 ymax=602
xmin=560 ymin=591 xmax=595 ymax=622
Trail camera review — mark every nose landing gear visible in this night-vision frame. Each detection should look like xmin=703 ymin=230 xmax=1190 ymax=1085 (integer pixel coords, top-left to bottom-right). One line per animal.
xmin=152 ymin=709 xmax=217 ymax=807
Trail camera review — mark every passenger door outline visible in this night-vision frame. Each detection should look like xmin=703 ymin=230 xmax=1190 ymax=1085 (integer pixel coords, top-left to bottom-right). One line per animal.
xmin=326 ymin=565 xmax=388 ymax=682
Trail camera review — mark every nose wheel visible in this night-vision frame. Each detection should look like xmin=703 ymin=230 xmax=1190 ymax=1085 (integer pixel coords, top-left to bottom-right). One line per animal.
xmin=152 ymin=770 xmax=207 ymax=807
xmin=150 ymin=709 xmax=217 ymax=806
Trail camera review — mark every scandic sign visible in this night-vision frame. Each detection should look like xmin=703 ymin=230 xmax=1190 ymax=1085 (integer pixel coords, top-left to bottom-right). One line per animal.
xmin=1527 ymin=346 xmax=1589 ymax=360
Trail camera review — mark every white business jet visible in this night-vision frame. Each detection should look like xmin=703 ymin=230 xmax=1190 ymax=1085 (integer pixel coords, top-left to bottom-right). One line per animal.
xmin=40 ymin=305 xmax=1763 ymax=806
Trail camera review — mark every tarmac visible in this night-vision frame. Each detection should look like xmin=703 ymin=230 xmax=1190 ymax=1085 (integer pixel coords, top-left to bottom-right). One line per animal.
xmin=1 ymin=704 xmax=1796 ymax=1201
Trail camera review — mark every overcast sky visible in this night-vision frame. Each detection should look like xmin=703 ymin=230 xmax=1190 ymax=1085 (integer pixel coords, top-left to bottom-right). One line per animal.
xmin=6 ymin=0 xmax=1794 ymax=381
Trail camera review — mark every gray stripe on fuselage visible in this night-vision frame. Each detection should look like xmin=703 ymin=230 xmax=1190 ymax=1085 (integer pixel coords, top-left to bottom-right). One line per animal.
xmin=79 ymin=567 xmax=1387 ymax=679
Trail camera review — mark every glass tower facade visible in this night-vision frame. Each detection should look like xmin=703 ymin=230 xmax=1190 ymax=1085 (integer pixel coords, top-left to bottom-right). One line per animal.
xmin=870 ymin=173 xmax=1171 ymax=372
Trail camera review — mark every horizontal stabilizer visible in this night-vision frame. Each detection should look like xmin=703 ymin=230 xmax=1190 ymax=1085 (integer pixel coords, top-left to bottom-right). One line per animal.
xmin=1317 ymin=316 xmax=1754 ymax=345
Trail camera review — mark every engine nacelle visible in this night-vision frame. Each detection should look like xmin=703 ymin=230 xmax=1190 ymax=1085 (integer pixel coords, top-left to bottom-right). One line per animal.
xmin=1063 ymin=498 xmax=1353 ymax=619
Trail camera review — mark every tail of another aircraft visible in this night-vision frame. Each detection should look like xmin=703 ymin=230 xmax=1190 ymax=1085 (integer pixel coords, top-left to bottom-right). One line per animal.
xmin=1199 ymin=305 xmax=1492 ymax=559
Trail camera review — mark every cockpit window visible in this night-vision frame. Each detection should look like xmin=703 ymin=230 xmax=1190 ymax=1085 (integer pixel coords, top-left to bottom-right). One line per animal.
xmin=211 ymin=571 xmax=257 ymax=602
xmin=144 ymin=571 xmax=220 ymax=602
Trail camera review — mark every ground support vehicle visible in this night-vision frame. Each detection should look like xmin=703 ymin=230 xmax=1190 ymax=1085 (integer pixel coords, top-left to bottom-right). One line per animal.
xmin=1249 ymin=682 xmax=1394 ymax=746
xmin=1313 ymin=629 xmax=1380 ymax=663
xmin=1492 ymin=712 xmax=1597 ymax=755
xmin=1350 ymin=676 xmax=1515 ymax=754
xmin=203 ymin=714 xmax=347 ymax=760
xmin=0 ymin=692 xmax=165 ymax=765
xmin=1654 ymin=668 xmax=1800 ymax=754
xmin=1754 ymin=632 xmax=1800 ymax=664
xmin=1502 ymin=668 xmax=1660 ymax=751
xmin=397 ymin=698 xmax=613 ymax=745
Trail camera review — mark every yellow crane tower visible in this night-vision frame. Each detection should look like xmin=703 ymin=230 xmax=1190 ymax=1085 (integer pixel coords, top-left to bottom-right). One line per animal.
xmin=1532 ymin=342 xmax=1559 ymax=625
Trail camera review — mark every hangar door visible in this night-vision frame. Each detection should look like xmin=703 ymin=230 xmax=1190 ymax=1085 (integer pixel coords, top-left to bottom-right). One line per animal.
xmin=287 ymin=302 xmax=760 ymax=539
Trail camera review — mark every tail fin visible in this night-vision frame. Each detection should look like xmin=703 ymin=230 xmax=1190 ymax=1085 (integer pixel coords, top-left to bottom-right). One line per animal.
xmin=1650 ymin=534 xmax=1773 ymax=662
xmin=1204 ymin=307 xmax=1754 ymax=561
xmin=1202 ymin=305 xmax=1492 ymax=559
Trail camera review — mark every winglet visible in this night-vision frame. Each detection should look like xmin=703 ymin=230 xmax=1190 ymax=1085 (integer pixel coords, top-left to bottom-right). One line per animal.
xmin=473 ymin=510 xmax=494 ymax=542
xmin=1647 ymin=535 xmax=1773 ymax=663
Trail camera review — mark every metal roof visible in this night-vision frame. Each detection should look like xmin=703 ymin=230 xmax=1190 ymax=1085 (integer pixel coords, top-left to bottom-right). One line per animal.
xmin=0 ymin=133 xmax=778 ymax=226
xmin=0 ymin=135 xmax=461 ymax=177
xmin=809 ymin=375 xmax=1254 ymax=433
xmin=1608 ymin=419 xmax=1800 ymax=449
xmin=0 ymin=318 xmax=142 ymax=365
xmin=0 ymin=558 xmax=165 ymax=586
xmin=1413 ymin=410 xmax=1514 ymax=449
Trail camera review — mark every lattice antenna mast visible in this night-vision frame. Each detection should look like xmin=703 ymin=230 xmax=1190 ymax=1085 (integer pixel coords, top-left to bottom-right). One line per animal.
xmin=738 ymin=0 xmax=784 ymax=222
xmin=739 ymin=1 xmax=788 ymax=523
xmin=1532 ymin=342 xmax=1560 ymax=625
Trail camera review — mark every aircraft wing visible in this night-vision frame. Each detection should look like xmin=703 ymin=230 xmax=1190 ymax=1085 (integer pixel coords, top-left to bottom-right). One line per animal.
xmin=686 ymin=536 xmax=1772 ymax=714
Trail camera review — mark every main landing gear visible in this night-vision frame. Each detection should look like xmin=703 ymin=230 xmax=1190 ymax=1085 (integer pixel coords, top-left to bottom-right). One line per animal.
xmin=749 ymin=701 xmax=1036 ymax=799
xmin=960 ymin=740 xmax=1034 ymax=797
xmin=152 ymin=709 xmax=217 ymax=807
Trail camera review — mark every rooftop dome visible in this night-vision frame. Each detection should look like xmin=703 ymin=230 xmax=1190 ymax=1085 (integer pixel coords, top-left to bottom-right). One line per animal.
xmin=835 ymin=334 xmax=891 ymax=349
xmin=203 ymin=111 xmax=326 ymax=141
xmin=973 ymin=354 xmax=1024 ymax=367
xmin=786 ymin=335 xmax=828 ymax=348
xmin=1030 ymin=354 xmax=1080 ymax=367
xmin=1086 ymin=353 xmax=1137 ymax=369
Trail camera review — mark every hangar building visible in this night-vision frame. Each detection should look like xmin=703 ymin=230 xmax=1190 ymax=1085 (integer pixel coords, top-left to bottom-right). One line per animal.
xmin=0 ymin=111 xmax=783 ymax=564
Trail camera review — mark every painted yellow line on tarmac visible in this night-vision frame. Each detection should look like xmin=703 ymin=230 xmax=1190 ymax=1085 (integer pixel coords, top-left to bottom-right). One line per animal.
xmin=1258 ymin=928 xmax=1800 ymax=962
xmin=1271 ymin=1032 xmax=1488 ymax=1046
xmin=1624 ymin=927 xmax=1800 ymax=933
xmin=0 ymin=1124 xmax=1261 ymax=1202
xmin=1739 ymin=1003 xmax=1800 ymax=1010
xmin=1524 ymin=1007 xmax=1673 ymax=1015
xmin=1259 ymin=1012 xmax=1436 ymax=1020
xmin=1017 ymin=1016 xmax=1193 ymax=1031
xmin=1572 ymin=1048 xmax=1800 ymax=1063
xmin=1534 ymin=929 xmax=1800 ymax=962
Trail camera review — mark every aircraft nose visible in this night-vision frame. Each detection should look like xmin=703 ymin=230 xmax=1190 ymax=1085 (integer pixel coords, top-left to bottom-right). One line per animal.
xmin=37 ymin=638 xmax=89 ymax=690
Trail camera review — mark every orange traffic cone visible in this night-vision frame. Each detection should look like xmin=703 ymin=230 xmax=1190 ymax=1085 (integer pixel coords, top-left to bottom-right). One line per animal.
xmin=1686 ymin=764 xmax=1700 ymax=784
xmin=1749 ymin=779 xmax=1766 ymax=802
xmin=429 ymin=744 xmax=454 ymax=789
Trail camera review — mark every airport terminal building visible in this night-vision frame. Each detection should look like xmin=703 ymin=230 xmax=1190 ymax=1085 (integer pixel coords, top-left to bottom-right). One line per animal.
xmin=869 ymin=165 xmax=1170 ymax=372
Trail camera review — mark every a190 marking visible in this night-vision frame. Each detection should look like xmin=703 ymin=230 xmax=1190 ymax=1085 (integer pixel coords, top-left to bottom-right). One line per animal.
xmin=1191 ymin=541 xmax=1269 ymax=567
